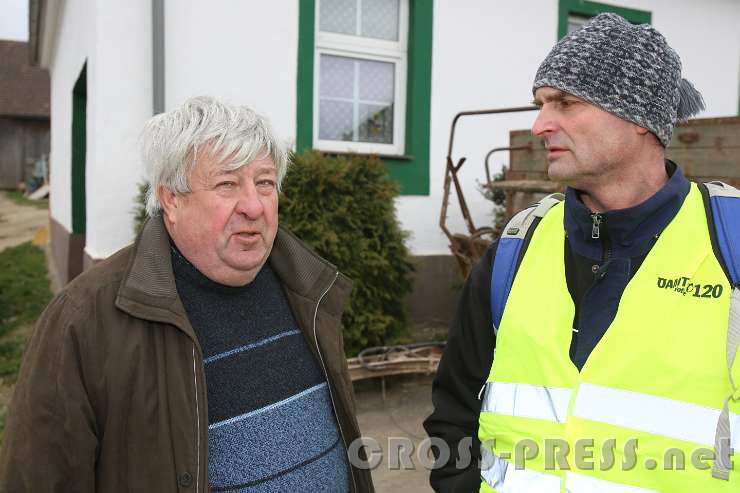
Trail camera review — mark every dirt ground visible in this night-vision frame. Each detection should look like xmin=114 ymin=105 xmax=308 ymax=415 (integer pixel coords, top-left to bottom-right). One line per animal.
xmin=0 ymin=193 xmax=49 ymax=252
xmin=355 ymin=374 xmax=436 ymax=492
xmin=0 ymin=193 xmax=440 ymax=492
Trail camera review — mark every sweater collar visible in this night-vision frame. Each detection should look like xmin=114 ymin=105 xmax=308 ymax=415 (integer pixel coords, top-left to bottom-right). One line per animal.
xmin=563 ymin=161 xmax=691 ymax=260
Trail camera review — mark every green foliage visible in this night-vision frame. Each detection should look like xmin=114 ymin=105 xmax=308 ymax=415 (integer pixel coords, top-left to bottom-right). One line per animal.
xmin=280 ymin=151 xmax=414 ymax=355
xmin=0 ymin=242 xmax=53 ymax=377
xmin=133 ymin=181 xmax=150 ymax=236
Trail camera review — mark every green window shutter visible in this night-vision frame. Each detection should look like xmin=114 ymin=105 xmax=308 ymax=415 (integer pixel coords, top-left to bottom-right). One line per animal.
xmin=71 ymin=63 xmax=87 ymax=235
xmin=296 ymin=0 xmax=433 ymax=196
xmin=557 ymin=0 xmax=651 ymax=39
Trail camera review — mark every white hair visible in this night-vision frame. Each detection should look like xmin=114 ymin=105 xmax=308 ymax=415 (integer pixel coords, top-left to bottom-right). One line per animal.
xmin=140 ymin=96 xmax=289 ymax=216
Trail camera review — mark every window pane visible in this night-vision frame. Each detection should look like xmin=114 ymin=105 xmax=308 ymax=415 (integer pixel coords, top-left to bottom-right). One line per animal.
xmin=358 ymin=103 xmax=394 ymax=143
xmin=318 ymin=54 xmax=396 ymax=145
xmin=319 ymin=100 xmax=354 ymax=141
xmin=320 ymin=54 xmax=354 ymax=99
xmin=319 ymin=0 xmax=357 ymax=36
xmin=358 ymin=59 xmax=395 ymax=102
xmin=361 ymin=0 xmax=400 ymax=41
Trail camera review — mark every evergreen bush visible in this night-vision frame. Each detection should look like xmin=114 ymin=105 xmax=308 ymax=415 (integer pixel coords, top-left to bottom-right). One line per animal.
xmin=280 ymin=151 xmax=414 ymax=355
xmin=133 ymin=181 xmax=150 ymax=236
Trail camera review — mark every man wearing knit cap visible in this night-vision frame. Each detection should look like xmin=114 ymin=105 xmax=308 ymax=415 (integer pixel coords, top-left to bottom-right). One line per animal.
xmin=426 ymin=13 xmax=740 ymax=492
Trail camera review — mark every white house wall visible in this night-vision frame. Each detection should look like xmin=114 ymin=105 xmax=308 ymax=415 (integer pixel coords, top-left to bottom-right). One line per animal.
xmin=47 ymin=0 xmax=93 ymax=233
xmin=85 ymin=1 xmax=152 ymax=259
xmin=164 ymin=0 xmax=299 ymax=143
xmin=46 ymin=1 xmax=740 ymax=261
xmin=403 ymin=0 xmax=740 ymax=256
xmin=46 ymin=0 xmax=152 ymax=260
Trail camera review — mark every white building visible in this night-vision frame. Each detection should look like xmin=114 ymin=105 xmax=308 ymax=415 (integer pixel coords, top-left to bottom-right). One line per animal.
xmin=30 ymin=0 xmax=740 ymax=322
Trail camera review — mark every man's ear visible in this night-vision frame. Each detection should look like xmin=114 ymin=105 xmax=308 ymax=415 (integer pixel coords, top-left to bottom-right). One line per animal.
xmin=635 ymin=125 xmax=650 ymax=136
xmin=158 ymin=186 xmax=180 ymax=225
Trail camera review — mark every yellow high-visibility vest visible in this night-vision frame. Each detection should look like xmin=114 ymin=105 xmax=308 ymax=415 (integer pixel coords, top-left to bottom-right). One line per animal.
xmin=478 ymin=184 xmax=740 ymax=493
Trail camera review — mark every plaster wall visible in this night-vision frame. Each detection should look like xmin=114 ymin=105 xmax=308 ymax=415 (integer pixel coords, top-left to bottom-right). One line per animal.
xmin=84 ymin=0 xmax=152 ymax=259
xmin=46 ymin=1 xmax=740 ymax=258
xmin=164 ymin=0 xmax=300 ymax=144
xmin=46 ymin=0 xmax=93 ymax=232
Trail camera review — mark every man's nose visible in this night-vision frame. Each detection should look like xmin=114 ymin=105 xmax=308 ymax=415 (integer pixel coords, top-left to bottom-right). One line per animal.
xmin=235 ymin=185 xmax=264 ymax=219
xmin=532 ymin=106 xmax=556 ymax=136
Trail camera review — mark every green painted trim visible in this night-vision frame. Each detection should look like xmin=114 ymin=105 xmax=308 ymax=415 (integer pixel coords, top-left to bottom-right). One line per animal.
xmin=296 ymin=0 xmax=433 ymax=196
xmin=558 ymin=0 xmax=651 ymax=38
xmin=296 ymin=0 xmax=316 ymax=153
xmin=386 ymin=0 xmax=432 ymax=195
xmin=71 ymin=62 xmax=87 ymax=235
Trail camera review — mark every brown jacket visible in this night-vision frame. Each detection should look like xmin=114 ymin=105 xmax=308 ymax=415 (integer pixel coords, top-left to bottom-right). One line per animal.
xmin=0 ymin=217 xmax=374 ymax=493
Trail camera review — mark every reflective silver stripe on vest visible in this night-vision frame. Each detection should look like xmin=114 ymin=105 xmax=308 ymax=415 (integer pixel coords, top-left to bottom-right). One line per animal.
xmin=565 ymin=471 xmax=660 ymax=493
xmin=572 ymin=382 xmax=740 ymax=449
xmin=480 ymin=447 xmax=560 ymax=492
xmin=481 ymin=382 xmax=572 ymax=423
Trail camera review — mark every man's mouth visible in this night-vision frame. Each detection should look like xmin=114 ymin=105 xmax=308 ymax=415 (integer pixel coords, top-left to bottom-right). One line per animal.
xmin=233 ymin=231 xmax=261 ymax=242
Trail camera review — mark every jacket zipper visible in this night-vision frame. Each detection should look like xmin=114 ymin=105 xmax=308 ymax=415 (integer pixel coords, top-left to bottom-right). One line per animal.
xmin=192 ymin=344 xmax=202 ymax=492
xmin=313 ymin=271 xmax=359 ymax=493
xmin=591 ymin=213 xmax=602 ymax=239
xmin=591 ymin=212 xmax=612 ymax=264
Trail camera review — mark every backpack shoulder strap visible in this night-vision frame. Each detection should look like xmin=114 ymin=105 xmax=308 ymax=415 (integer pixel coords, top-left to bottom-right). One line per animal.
xmin=702 ymin=181 xmax=740 ymax=481
xmin=490 ymin=193 xmax=564 ymax=334
xmin=703 ymin=181 xmax=740 ymax=286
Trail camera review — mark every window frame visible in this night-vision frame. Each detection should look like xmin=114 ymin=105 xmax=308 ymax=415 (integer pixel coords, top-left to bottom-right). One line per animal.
xmin=297 ymin=0 xmax=433 ymax=196
xmin=558 ymin=0 xmax=651 ymax=38
xmin=313 ymin=0 xmax=409 ymax=155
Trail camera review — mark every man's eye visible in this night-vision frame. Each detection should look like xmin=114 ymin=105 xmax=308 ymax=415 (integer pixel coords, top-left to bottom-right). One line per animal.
xmin=217 ymin=181 xmax=237 ymax=189
xmin=257 ymin=179 xmax=276 ymax=189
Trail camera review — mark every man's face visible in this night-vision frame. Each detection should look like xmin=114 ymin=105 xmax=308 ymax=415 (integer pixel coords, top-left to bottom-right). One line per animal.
xmin=162 ymin=152 xmax=279 ymax=286
xmin=532 ymin=87 xmax=642 ymax=188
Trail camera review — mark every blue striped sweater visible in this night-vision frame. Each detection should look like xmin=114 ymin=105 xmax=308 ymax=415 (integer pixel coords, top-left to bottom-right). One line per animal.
xmin=171 ymin=245 xmax=349 ymax=492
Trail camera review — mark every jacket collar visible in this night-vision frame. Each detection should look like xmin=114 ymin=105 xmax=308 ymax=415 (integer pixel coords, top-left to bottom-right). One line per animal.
xmin=563 ymin=160 xmax=691 ymax=260
xmin=116 ymin=216 xmax=346 ymax=327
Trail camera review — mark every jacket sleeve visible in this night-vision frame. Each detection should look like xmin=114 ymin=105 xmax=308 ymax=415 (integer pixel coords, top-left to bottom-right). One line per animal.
xmin=423 ymin=242 xmax=497 ymax=493
xmin=0 ymin=292 xmax=98 ymax=492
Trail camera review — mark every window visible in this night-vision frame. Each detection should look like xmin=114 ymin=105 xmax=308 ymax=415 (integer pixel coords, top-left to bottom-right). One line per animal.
xmin=314 ymin=0 xmax=408 ymax=155
xmin=567 ymin=14 xmax=590 ymax=34
xmin=558 ymin=0 xmax=651 ymax=38
xmin=297 ymin=0 xmax=433 ymax=195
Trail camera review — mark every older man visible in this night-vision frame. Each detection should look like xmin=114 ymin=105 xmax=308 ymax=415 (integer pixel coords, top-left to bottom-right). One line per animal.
xmin=425 ymin=13 xmax=740 ymax=492
xmin=0 ymin=97 xmax=373 ymax=492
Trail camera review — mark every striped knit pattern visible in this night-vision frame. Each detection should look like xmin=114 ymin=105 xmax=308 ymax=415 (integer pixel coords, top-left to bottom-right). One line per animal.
xmin=171 ymin=245 xmax=348 ymax=492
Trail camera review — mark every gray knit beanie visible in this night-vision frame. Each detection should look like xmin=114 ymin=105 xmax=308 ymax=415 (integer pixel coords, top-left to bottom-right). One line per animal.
xmin=533 ymin=13 xmax=704 ymax=147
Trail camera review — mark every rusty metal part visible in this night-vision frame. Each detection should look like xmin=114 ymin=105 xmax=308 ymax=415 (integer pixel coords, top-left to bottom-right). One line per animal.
xmin=484 ymin=144 xmax=533 ymax=184
xmin=441 ymin=106 xmax=537 ymax=239
xmin=347 ymin=343 xmax=445 ymax=381
xmin=440 ymin=106 xmax=539 ymax=278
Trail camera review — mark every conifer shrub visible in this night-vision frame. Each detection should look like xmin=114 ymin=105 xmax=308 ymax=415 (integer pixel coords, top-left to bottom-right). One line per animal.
xmin=280 ymin=151 xmax=414 ymax=355
xmin=133 ymin=181 xmax=149 ymax=236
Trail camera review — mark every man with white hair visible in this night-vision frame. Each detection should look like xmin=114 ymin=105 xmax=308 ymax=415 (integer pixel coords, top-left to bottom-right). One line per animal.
xmin=0 ymin=96 xmax=374 ymax=493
